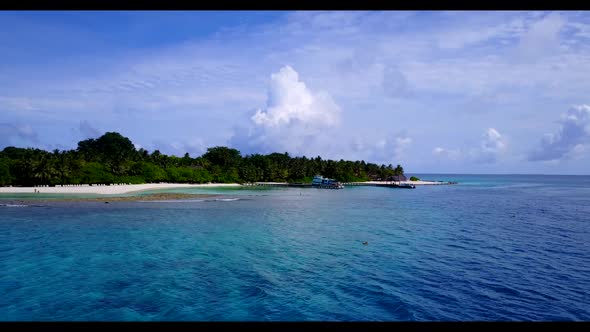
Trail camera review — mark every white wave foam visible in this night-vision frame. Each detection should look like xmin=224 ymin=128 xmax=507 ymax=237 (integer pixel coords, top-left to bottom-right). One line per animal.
xmin=214 ymin=198 xmax=241 ymax=202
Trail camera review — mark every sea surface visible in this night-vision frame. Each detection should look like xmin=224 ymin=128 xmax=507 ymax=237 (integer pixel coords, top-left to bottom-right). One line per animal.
xmin=0 ymin=174 xmax=589 ymax=321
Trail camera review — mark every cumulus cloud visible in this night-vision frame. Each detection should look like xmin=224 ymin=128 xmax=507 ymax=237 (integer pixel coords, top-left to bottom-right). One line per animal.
xmin=231 ymin=65 xmax=342 ymax=156
xmin=0 ymin=123 xmax=39 ymax=148
xmin=474 ymin=128 xmax=507 ymax=163
xmin=251 ymin=65 xmax=340 ymax=129
xmin=528 ymin=105 xmax=590 ymax=162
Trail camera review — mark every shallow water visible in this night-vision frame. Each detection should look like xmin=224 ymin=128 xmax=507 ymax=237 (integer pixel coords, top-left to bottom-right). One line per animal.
xmin=0 ymin=174 xmax=589 ymax=321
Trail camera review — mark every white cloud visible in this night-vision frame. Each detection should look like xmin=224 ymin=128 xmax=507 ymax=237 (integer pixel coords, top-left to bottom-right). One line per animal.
xmin=473 ymin=128 xmax=507 ymax=163
xmin=528 ymin=104 xmax=590 ymax=162
xmin=482 ymin=127 xmax=506 ymax=152
xmin=251 ymin=65 xmax=340 ymax=129
xmin=231 ymin=66 xmax=342 ymax=156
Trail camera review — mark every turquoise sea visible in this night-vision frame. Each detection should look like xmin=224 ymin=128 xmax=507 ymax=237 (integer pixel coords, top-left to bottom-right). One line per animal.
xmin=0 ymin=174 xmax=589 ymax=321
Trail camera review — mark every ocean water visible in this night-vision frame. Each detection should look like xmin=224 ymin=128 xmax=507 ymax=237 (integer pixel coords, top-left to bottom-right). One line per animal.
xmin=0 ymin=174 xmax=589 ymax=321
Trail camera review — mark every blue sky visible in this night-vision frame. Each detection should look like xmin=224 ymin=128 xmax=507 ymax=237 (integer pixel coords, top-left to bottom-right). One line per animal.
xmin=1 ymin=11 xmax=590 ymax=174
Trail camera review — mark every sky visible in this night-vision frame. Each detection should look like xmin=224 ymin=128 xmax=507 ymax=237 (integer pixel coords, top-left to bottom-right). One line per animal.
xmin=1 ymin=10 xmax=590 ymax=174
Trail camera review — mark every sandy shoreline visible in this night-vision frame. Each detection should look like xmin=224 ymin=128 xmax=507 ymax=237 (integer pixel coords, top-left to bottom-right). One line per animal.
xmin=0 ymin=179 xmax=453 ymax=196
xmin=0 ymin=183 xmax=241 ymax=195
xmin=0 ymin=192 xmax=222 ymax=203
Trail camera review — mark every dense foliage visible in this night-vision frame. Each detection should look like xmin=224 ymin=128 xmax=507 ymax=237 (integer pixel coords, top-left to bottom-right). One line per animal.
xmin=410 ymin=176 xmax=420 ymax=181
xmin=0 ymin=132 xmax=406 ymax=186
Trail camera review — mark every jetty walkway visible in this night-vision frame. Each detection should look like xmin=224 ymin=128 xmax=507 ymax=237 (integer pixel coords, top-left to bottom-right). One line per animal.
xmin=344 ymin=180 xmax=457 ymax=186
xmin=242 ymin=180 xmax=457 ymax=188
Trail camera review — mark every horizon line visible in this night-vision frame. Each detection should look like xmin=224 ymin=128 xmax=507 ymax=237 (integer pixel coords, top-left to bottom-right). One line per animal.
xmin=409 ymin=172 xmax=590 ymax=176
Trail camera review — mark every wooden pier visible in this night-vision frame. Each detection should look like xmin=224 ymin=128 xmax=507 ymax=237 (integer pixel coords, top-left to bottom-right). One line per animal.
xmin=244 ymin=181 xmax=456 ymax=188
xmin=245 ymin=182 xmax=313 ymax=188
xmin=344 ymin=181 xmax=457 ymax=187
xmin=343 ymin=182 xmax=409 ymax=188
xmin=244 ymin=182 xmax=289 ymax=187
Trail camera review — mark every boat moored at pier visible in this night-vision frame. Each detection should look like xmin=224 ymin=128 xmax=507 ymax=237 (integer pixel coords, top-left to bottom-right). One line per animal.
xmin=312 ymin=175 xmax=344 ymax=189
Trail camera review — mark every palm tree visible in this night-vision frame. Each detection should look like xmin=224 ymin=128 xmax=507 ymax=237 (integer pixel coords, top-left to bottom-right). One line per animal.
xmin=54 ymin=150 xmax=72 ymax=185
xmin=138 ymin=148 xmax=149 ymax=161
xmin=33 ymin=152 xmax=57 ymax=185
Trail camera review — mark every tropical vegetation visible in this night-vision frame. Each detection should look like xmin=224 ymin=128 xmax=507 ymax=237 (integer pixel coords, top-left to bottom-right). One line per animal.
xmin=0 ymin=132 xmax=406 ymax=186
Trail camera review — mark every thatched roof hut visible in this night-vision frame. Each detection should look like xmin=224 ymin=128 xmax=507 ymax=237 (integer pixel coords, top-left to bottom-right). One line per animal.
xmin=388 ymin=175 xmax=407 ymax=182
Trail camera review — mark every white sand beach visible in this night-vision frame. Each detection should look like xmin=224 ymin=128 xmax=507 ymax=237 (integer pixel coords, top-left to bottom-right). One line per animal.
xmin=0 ymin=183 xmax=241 ymax=195
xmin=0 ymin=180 xmax=454 ymax=196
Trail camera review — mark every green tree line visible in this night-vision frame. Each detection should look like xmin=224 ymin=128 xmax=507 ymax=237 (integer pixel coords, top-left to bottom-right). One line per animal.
xmin=0 ymin=132 xmax=405 ymax=186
